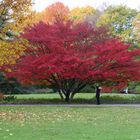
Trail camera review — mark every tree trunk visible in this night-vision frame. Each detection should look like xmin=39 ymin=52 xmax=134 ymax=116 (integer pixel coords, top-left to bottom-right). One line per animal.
xmin=96 ymin=86 xmax=101 ymax=105
xmin=70 ymin=92 xmax=76 ymax=100
xmin=65 ymin=93 xmax=70 ymax=102
xmin=58 ymin=90 xmax=64 ymax=100
xmin=70 ymin=84 xmax=86 ymax=100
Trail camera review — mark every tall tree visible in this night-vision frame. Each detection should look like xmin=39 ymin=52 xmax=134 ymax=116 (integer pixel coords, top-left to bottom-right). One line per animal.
xmin=8 ymin=21 xmax=140 ymax=104
xmin=97 ymin=5 xmax=138 ymax=45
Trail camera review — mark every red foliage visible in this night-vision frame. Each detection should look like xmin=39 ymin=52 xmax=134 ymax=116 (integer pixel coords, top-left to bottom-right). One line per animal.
xmin=8 ymin=20 xmax=140 ymax=100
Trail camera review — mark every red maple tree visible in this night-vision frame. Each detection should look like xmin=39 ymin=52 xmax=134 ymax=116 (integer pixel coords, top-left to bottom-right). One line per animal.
xmin=8 ymin=21 xmax=140 ymax=103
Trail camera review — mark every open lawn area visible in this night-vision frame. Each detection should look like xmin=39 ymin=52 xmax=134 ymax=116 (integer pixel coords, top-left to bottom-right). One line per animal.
xmin=0 ymin=106 xmax=140 ymax=140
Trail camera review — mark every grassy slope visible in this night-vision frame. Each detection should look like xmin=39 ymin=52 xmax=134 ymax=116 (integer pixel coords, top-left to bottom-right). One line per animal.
xmin=0 ymin=106 xmax=140 ymax=140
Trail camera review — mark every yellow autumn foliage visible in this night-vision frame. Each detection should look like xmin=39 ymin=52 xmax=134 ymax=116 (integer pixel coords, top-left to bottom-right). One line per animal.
xmin=0 ymin=40 xmax=26 ymax=66
xmin=0 ymin=0 xmax=35 ymax=68
xmin=0 ymin=0 xmax=33 ymax=35
xmin=70 ymin=6 xmax=96 ymax=22
xmin=133 ymin=13 xmax=140 ymax=42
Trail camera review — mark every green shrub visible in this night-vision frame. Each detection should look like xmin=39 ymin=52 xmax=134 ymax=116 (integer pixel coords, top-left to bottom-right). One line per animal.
xmin=3 ymin=95 xmax=16 ymax=102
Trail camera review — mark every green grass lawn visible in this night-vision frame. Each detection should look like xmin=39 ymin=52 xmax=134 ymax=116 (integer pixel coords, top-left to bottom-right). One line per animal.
xmin=14 ymin=93 xmax=140 ymax=99
xmin=13 ymin=93 xmax=134 ymax=99
xmin=2 ymin=93 xmax=140 ymax=104
xmin=0 ymin=106 xmax=140 ymax=140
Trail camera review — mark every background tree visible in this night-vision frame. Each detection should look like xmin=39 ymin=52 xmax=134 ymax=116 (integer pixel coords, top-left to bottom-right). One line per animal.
xmin=8 ymin=20 xmax=140 ymax=104
xmin=40 ymin=2 xmax=70 ymax=24
xmin=84 ymin=10 xmax=102 ymax=26
xmin=97 ymin=5 xmax=138 ymax=45
xmin=70 ymin=6 xmax=96 ymax=23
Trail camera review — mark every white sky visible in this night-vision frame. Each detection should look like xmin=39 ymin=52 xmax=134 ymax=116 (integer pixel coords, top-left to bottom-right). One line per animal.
xmin=33 ymin=0 xmax=140 ymax=12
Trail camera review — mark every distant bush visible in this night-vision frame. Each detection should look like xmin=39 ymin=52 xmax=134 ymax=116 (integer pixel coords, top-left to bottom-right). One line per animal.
xmin=0 ymin=72 xmax=27 ymax=94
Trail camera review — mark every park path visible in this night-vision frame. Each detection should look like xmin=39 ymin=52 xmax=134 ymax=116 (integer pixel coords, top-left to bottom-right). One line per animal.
xmin=0 ymin=104 xmax=140 ymax=107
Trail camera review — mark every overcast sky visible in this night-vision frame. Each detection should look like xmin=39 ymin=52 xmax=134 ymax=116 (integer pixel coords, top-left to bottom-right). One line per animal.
xmin=34 ymin=0 xmax=140 ymax=12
